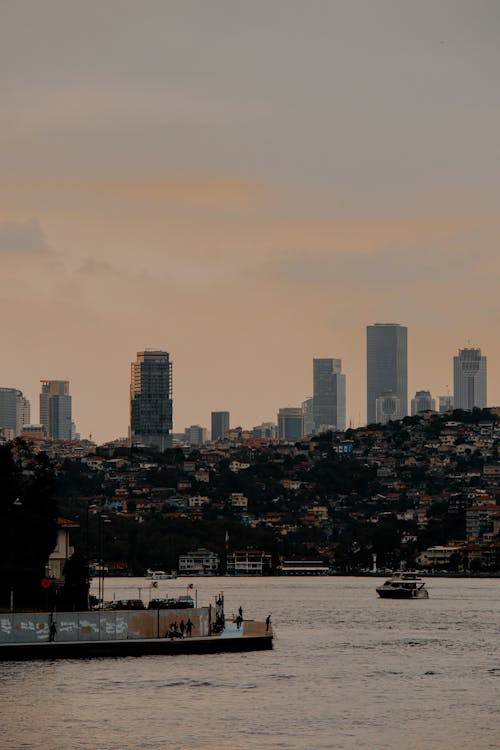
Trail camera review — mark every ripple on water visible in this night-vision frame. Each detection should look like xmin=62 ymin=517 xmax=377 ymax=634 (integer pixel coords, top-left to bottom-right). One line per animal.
xmin=2 ymin=576 xmax=500 ymax=750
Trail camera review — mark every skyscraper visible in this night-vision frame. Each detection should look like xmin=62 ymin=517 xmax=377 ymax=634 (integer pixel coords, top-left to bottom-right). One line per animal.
xmin=313 ymin=358 xmax=346 ymax=432
xmin=16 ymin=391 xmax=31 ymax=435
xmin=453 ymin=348 xmax=487 ymax=411
xmin=0 ymin=388 xmax=30 ymax=437
xmin=367 ymin=323 xmax=407 ymax=424
xmin=411 ymin=390 xmax=436 ymax=415
xmin=302 ymin=397 xmax=314 ymax=435
xmin=40 ymin=380 xmax=72 ymax=439
xmin=130 ymin=350 xmax=172 ymax=450
xmin=211 ymin=411 xmax=230 ymax=441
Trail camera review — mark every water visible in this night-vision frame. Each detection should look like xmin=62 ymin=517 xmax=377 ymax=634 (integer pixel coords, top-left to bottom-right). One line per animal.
xmin=1 ymin=576 xmax=500 ymax=750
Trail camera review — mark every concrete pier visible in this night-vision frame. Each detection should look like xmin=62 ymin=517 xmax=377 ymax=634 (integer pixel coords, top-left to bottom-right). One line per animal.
xmin=0 ymin=608 xmax=273 ymax=661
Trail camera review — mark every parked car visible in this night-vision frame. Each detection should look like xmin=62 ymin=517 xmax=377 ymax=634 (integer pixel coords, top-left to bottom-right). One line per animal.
xmin=108 ymin=599 xmax=145 ymax=610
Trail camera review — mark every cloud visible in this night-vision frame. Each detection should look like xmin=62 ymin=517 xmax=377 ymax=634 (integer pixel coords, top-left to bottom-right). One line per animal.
xmin=263 ymin=245 xmax=477 ymax=289
xmin=0 ymin=219 xmax=48 ymax=253
xmin=78 ymin=258 xmax=115 ymax=276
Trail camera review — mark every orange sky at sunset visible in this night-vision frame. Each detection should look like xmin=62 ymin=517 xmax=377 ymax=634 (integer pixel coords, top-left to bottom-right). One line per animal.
xmin=1 ymin=2 xmax=499 ymax=442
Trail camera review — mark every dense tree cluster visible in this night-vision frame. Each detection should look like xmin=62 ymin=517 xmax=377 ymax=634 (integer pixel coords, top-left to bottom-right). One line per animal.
xmin=0 ymin=440 xmax=58 ymax=609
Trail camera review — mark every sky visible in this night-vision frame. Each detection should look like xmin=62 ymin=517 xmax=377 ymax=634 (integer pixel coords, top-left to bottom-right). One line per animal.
xmin=1 ymin=1 xmax=499 ymax=443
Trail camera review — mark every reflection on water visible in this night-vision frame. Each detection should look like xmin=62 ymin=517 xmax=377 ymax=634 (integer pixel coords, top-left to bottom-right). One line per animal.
xmin=1 ymin=577 xmax=500 ymax=750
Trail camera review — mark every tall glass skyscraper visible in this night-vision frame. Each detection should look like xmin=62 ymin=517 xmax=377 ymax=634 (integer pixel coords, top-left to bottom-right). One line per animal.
xmin=0 ymin=387 xmax=30 ymax=437
xmin=313 ymin=358 xmax=346 ymax=432
xmin=130 ymin=350 xmax=173 ymax=450
xmin=453 ymin=348 xmax=487 ymax=410
xmin=366 ymin=323 xmax=407 ymax=424
xmin=211 ymin=411 xmax=230 ymax=441
xmin=40 ymin=380 xmax=71 ymax=439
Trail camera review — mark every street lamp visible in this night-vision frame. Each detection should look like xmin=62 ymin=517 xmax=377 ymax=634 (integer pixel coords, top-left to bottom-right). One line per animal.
xmin=10 ymin=498 xmax=23 ymax=613
xmin=98 ymin=515 xmax=111 ymax=609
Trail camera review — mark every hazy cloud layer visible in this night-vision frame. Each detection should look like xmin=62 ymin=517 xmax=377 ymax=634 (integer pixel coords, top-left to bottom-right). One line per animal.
xmin=1 ymin=2 xmax=499 ymax=440
xmin=0 ymin=219 xmax=48 ymax=253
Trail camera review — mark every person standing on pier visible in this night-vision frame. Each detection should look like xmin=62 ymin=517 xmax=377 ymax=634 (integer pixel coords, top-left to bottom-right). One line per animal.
xmin=49 ymin=620 xmax=57 ymax=642
xmin=266 ymin=614 xmax=271 ymax=632
xmin=186 ymin=617 xmax=193 ymax=637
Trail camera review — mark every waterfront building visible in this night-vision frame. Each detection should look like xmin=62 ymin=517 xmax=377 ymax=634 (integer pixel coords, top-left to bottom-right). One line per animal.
xmin=416 ymin=545 xmax=465 ymax=569
xmin=411 ymin=390 xmax=436 ymax=415
xmin=313 ymin=358 xmax=346 ymax=432
xmin=453 ymin=347 xmax=487 ymax=411
xmin=277 ymin=560 xmax=330 ymax=575
xmin=375 ymin=390 xmax=401 ymax=424
xmin=367 ymin=323 xmax=407 ymax=424
xmin=439 ymin=395 xmax=454 ymax=413
xmin=178 ymin=548 xmax=220 ymax=575
xmin=277 ymin=407 xmax=303 ymax=440
xmin=0 ymin=387 xmax=30 ymax=437
xmin=40 ymin=380 xmax=71 ymax=439
xmin=226 ymin=550 xmax=273 ymax=575
xmin=130 ymin=350 xmax=172 ymax=451
xmin=211 ymin=411 xmax=229 ymax=441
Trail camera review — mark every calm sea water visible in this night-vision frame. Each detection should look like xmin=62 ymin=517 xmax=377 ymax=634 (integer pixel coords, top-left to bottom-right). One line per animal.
xmin=1 ymin=576 xmax=499 ymax=750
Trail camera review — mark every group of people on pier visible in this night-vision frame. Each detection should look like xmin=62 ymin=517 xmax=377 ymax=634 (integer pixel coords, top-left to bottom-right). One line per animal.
xmin=166 ymin=618 xmax=193 ymax=639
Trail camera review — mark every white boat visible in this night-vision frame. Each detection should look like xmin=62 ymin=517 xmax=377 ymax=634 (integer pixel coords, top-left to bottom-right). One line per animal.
xmin=376 ymin=572 xmax=429 ymax=599
xmin=146 ymin=569 xmax=178 ymax=580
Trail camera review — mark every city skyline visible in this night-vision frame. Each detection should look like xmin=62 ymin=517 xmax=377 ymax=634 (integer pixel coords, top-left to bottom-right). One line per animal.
xmin=1 ymin=3 xmax=499 ymax=443
xmin=0 ymin=335 xmax=494 ymax=443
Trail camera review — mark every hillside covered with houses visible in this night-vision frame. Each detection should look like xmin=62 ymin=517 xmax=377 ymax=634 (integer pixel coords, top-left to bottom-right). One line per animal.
xmin=5 ymin=407 xmax=500 ymax=576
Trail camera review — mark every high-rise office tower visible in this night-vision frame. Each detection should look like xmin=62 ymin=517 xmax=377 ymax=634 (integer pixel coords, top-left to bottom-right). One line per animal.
xmin=211 ymin=411 xmax=230 ymax=441
xmin=411 ymin=390 xmax=436 ymax=416
xmin=0 ymin=388 xmax=30 ymax=437
xmin=313 ymin=358 xmax=346 ymax=432
xmin=40 ymin=380 xmax=71 ymax=439
xmin=16 ymin=391 xmax=31 ymax=435
xmin=453 ymin=348 xmax=487 ymax=411
xmin=130 ymin=350 xmax=172 ymax=450
xmin=277 ymin=407 xmax=303 ymax=440
xmin=367 ymin=323 xmax=407 ymax=424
